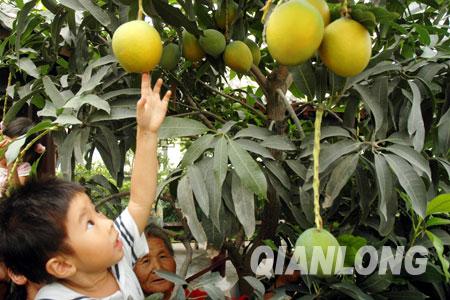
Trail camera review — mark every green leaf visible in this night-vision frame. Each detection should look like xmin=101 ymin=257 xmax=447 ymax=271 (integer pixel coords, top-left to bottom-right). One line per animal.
xmin=244 ymin=276 xmax=265 ymax=299
xmin=187 ymin=164 xmax=209 ymax=217
xmin=414 ymin=24 xmax=431 ymax=45
xmin=64 ymin=94 xmax=110 ymax=114
xmin=74 ymin=127 xmax=90 ymax=164
xmin=81 ymin=55 xmax=116 ymax=86
xmin=5 ymin=136 xmax=26 ymax=165
xmin=59 ymin=0 xmax=84 ymax=10
xmin=77 ymin=65 xmax=111 ymax=95
xmin=218 ymin=121 xmax=236 ymax=134
xmin=59 ymin=129 xmax=81 ymax=180
xmin=181 ymin=134 xmax=214 ymax=167
xmin=102 ymin=88 xmax=140 ymax=101
xmin=228 ymin=140 xmax=267 ymax=198
xmin=386 ymin=144 xmax=431 ymax=180
xmin=15 ymin=0 xmax=38 ymax=51
xmin=302 ymin=126 xmax=352 ymax=146
xmin=360 ymin=272 xmax=392 ymax=294
xmin=353 ymin=76 xmax=388 ymax=139
xmin=319 ymin=140 xmax=361 ymax=172
xmin=231 ymin=171 xmax=255 ymax=238
xmin=89 ymin=99 xmax=136 ymax=122
xmin=264 ymin=161 xmax=290 ymax=190
xmin=26 ymin=119 xmax=54 ymax=136
xmin=17 ymin=57 xmax=40 ymax=78
xmin=42 ymin=76 xmax=66 ymax=109
xmin=152 ymin=0 xmax=200 ymax=35
xmin=260 ymin=135 xmax=296 ymax=151
xmin=382 ymin=290 xmax=428 ymax=300
xmin=290 ymin=61 xmax=315 ymax=100
xmin=95 ymin=126 xmax=121 ymax=180
xmin=337 ymin=234 xmax=367 ymax=267
xmin=407 ymin=80 xmax=425 ymax=151
xmin=437 ymin=107 xmax=450 ymax=156
xmin=384 ymin=154 xmax=427 ymax=218
xmin=436 ymin=158 xmax=450 ymax=179
xmin=323 ymin=153 xmax=359 ymax=208
xmin=54 ymin=114 xmax=82 ymax=125
xmin=145 ymin=293 xmax=164 ymax=300
xmin=204 ymin=167 xmax=222 ymax=230
xmin=37 ymin=101 xmax=57 ymax=118
xmin=235 ymin=139 xmax=275 ymax=159
xmin=213 ymin=136 xmax=228 ymax=187
xmin=177 ymin=176 xmax=207 ymax=246
xmin=374 ymin=153 xmax=396 ymax=225
xmin=417 ymin=62 xmax=447 ymax=84
xmin=78 ymin=0 xmax=111 ymax=27
xmin=331 ymin=282 xmax=374 ymax=300
xmin=426 ymin=217 xmax=450 ymax=228
xmin=426 ymin=194 xmax=450 ymax=216
xmin=159 ymin=117 xmax=209 ymax=139
xmin=347 ymin=61 xmax=402 ymax=88
xmin=425 ymin=230 xmax=450 ymax=281
xmin=154 ymin=270 xmax=187 ymax=285
xmin=234 ymin=125 xmax=272 ymax=140
xmin=285 ymin=160 xmax=307 ymax=180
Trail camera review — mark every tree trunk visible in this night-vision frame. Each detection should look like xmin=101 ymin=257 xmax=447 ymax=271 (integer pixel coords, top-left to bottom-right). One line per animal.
xmin=236 ymin=65 xmax=293 ymax=295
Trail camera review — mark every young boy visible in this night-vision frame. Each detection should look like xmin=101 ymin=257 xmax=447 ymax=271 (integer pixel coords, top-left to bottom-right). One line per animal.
xmin=0 ymin=73 xmax=171 ymax=299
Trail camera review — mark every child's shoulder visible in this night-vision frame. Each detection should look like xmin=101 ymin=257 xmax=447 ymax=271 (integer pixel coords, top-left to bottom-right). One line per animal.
xmin=35 ymin=282 xmax=82 ymax=300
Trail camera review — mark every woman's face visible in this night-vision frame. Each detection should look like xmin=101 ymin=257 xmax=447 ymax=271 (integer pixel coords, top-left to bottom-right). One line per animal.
xmin=134 ymin=236 xmax=177 ymax=295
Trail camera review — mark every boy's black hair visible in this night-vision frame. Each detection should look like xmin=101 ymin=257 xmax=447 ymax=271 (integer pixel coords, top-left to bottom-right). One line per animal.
xmin=145 ymin=223 xmax=174 ymax=256
xmin=0 ymin=177 xmax=85 ymax=284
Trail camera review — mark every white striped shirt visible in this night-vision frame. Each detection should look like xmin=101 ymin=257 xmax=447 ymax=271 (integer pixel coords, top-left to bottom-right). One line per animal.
xmin=35 ymin=208 xmax=149 ymax=300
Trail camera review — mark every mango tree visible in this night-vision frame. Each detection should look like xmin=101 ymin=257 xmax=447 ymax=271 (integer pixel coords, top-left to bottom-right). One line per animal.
xmin=0 ymin=0 xmax=449 ymax=298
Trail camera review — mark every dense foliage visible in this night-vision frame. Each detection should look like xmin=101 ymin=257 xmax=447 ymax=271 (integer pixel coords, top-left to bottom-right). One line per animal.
xmin=0 ymin=0 xmax=449 ymax=298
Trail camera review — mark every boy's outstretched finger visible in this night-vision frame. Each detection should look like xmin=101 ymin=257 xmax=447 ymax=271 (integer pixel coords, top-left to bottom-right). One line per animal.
xmin=162 ymin=90 xmax=172 ymax=105
xmin=153 ymin=78 xmax=163 ymax=95
xmin=141 ymin=73 xmax=151 ymax=96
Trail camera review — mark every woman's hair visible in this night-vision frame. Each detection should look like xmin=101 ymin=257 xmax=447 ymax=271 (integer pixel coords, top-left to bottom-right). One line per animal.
xmin=2 ymin=117 xmax=41 ymax=163
xmin=145 ymin=223 xmax=174 ymax=256
xmin=2 ymin=117 xmax=34 ymax=139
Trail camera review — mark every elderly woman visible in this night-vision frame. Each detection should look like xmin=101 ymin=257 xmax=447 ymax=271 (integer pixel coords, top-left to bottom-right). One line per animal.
xmin=134 ymin=224 xmax=207 ymax=300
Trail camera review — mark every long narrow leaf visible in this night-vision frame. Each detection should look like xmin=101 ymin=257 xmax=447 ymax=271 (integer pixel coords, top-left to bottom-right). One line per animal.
xmin=177 ymin=176 xmax=207 ymax=246
xmin=384 ymin=154 xmax=427 ymax=218
xmin=231 ymin=172 xmax=255 ymax=238
xmin=228 ymin=140 xmax=267 ymax=198
xmin=187 ymin=165 xmax=209 ymax=217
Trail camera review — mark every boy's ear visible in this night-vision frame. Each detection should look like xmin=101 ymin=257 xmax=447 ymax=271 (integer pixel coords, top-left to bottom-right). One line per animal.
xmin=7 ymin=269 xmax=28 ymax=285
xmin=46 ymin=256 xmax=76 ymax=279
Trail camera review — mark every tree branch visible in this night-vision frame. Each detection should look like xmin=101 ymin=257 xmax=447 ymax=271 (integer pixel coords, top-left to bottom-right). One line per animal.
xmin=250 ymin=64 xmax=267 ymax=91
xmin=276 ymin=89 xmax=305 ymax=139
xmin=95 ymin=191 xmax=130 ymax=208
xmin=185 ymin=94 xmax=216 ymax=129
xmin=196 ymin=79 xmax=267 ymax=120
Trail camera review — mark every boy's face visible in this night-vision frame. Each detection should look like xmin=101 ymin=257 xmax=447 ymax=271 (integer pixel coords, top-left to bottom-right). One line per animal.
xmin=134 ymin=236 xmax=176 ymax=295
xmin=64 ymin=193 xmax=124 ymax=273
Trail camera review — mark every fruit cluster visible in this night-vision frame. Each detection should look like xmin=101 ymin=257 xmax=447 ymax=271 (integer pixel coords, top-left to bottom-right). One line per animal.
xmin=111 ymin=0 xmax=372 ymax=77
xmin=266 ymin=0 xmax=372 ymax=77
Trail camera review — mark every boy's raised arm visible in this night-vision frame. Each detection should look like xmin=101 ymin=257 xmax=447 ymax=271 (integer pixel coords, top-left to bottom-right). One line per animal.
xmin=128 ymin=73 xmax=171 ymax=234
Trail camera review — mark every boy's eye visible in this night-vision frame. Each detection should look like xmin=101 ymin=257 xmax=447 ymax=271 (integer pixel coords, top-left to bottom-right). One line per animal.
xmin=87 ymin=220 xmax=95 ymax=230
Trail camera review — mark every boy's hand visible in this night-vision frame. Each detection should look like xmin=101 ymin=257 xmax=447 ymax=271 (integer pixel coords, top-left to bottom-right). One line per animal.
xmin=137 ymin=73 xmax=171 ymax=133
